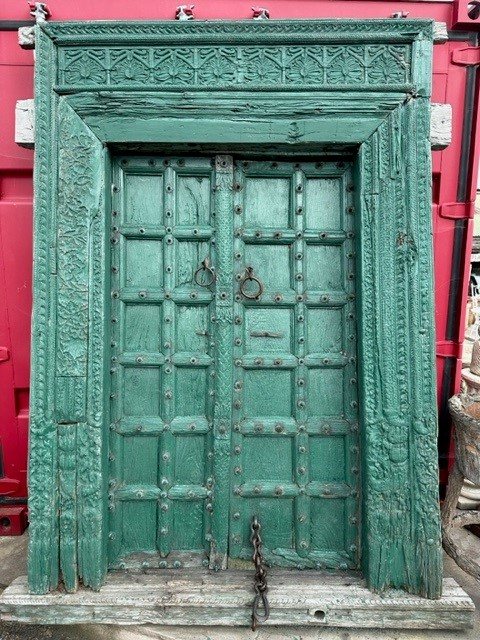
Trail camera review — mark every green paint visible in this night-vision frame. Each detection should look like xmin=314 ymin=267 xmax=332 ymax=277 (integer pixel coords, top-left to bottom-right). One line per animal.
xmin=29 ymin=19 xmax=441 ymax=602
xmin=107 ymin=156 xmax=358 ymax=572
xmin=228 ymin=160 xmax=359 ymax=570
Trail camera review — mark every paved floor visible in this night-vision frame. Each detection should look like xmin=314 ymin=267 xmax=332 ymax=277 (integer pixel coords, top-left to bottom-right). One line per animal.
xmin=0 ymin=533 xmax=479 ymax=640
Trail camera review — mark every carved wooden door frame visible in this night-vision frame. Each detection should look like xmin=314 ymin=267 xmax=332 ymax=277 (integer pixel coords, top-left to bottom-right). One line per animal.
xmin=29 ymin=19 xmax=441 ymax=598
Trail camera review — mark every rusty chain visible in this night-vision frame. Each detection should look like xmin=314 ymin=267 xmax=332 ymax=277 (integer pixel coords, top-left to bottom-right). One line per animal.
xmin=251 ymin=515 xmax=270 ymax=630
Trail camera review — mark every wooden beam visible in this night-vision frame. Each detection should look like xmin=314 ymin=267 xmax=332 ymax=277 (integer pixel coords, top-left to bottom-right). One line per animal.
xmin=0 ymin=571 xmax=474 ymax=629
xmin=17 ymin=98 xmax=454 ymax=150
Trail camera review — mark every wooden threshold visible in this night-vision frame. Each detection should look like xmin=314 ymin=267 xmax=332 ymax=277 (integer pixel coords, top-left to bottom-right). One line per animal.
xmin=0 ymin=570 xmax=474 ymax=629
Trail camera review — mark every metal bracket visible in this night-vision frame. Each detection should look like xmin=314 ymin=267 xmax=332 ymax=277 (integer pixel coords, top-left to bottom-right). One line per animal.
xmin=452 ymin=47 xmax=480 ymax=66
xmin=439 ymin=201 xmax=475 ymax=219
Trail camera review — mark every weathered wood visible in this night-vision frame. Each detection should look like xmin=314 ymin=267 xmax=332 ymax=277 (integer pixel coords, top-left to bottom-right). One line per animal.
xmin=443 ymin=395 xmax=480 ymax=581
xmin=433 ymin=21 xmax=448 ymax=44
xmin=19 ymin=94 xmax=453 ymax=150
xmin=14 ymin=98 xmax=34 ymax=147
xmin=431 ymin=103 xmax=452 ymax=150
xmin=443 ymin=527 xmax=480 ymax=582
xmin=29 ymin=19 xmax=442 ymax=601
xmin=0 ymin=572 xmax=474 ymax=628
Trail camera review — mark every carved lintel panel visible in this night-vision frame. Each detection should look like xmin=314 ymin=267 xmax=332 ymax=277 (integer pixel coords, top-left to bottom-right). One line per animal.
xmin=56 ymin=44 xmax=412 ymax=91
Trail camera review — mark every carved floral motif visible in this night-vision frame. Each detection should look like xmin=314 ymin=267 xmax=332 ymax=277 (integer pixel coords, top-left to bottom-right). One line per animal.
xmin=60 ymin=44 xmax=410 ymax=89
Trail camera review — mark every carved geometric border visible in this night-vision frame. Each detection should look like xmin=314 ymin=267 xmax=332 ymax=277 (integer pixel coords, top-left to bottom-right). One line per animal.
xmin=29 ymin=19 xmax=441 ymax=601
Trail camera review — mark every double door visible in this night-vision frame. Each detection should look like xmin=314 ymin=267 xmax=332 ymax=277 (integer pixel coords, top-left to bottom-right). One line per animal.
xmin=108 ymin=155 xmax=359 ymax=571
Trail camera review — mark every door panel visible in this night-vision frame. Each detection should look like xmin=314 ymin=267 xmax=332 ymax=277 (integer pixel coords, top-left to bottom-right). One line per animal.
xmin=109 ymin=156 xmax=219 ymax=568
xmin=229 ymin=160 xmax=359 ymax=570
xmin=108 ymin=155 xmax=359 ymax=571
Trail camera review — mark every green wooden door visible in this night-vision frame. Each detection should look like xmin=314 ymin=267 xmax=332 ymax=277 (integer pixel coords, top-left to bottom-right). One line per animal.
xmin=109 ymin=155 xmax=359 ymax=571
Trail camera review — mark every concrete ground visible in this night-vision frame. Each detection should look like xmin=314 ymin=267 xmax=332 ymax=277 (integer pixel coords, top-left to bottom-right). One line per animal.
xmin=0 ymin=534 xmax=479 ymax=640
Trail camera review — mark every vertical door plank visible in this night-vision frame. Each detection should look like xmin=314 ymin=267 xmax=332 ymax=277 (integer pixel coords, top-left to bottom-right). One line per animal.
xmin=210 ymin=155 xmax=234 ymax=569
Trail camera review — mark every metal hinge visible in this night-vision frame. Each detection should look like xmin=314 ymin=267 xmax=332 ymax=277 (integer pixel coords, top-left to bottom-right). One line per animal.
xmin=452 ymin=47 xmax=480 ymax=66
xmin=0 ymin=347 xmax=10 ymax=363
xmin=438 ymin=201 xmax=475 ymax=219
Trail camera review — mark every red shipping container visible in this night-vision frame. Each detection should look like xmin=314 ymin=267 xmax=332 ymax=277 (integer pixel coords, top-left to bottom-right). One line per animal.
xmin=0 ymin=0 xmax=479 ymax=532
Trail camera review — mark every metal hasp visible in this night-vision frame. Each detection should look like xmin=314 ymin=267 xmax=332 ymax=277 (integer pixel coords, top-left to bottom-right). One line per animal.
xmin=250 ymin=516 xmax=269 ymax=630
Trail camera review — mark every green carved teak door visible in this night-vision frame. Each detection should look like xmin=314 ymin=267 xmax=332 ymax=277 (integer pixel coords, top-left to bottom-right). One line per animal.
xmin=109 ymin=155 xmax=359 ymax=572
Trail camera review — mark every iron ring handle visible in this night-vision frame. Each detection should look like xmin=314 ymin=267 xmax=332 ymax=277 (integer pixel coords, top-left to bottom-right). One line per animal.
xmin=239 ymin=266 xmax=264 ymax=300
xmin=194 ymin=257 xmax=216 ymax=287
